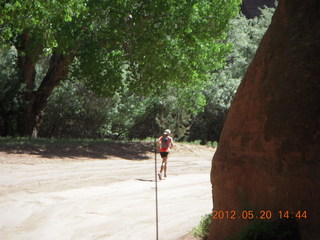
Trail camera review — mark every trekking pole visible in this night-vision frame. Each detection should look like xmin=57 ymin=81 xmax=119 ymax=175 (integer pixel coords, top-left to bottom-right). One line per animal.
xmin=154 ymin=134 xmax=159 ymax=240
xmin=154 ymin=103 xmax=159 ymax=240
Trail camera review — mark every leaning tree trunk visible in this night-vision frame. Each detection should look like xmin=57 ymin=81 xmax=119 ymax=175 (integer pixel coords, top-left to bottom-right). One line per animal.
xmin=16 ymin=34 xmax=73 ymax=137
xmin=30 ymin=53 xmax=74 ymax=137
xmin=209 ymin=0 xmax=320 ymax=239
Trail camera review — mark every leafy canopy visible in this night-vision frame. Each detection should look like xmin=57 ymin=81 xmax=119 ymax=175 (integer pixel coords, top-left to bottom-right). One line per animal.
xmin=0 ymin=0 xmax=241 ymax=96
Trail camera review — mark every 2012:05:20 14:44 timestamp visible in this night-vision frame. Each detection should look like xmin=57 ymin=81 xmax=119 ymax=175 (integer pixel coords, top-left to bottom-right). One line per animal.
xmin=212 ymin=210 xmax=307 ymax=220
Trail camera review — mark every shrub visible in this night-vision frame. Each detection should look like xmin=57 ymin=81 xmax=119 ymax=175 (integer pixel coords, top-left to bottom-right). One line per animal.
xmin=191 ymin=213 xmax=213 ymax=239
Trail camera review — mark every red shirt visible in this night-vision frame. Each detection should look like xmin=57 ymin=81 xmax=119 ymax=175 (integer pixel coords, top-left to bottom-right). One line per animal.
xmin=158 ymin=135 xmax=173 ymax=152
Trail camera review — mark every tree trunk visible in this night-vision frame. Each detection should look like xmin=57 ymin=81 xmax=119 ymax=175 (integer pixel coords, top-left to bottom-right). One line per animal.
xmin=16 ymin=33 xmax=41 ymax=137
xmin=30 ymin=52 xmax=74 ymax=137
xmin=209 ymin=0 xmax=320 ymax=239
xmin=16 ymin=33 xmax=74 ymax=137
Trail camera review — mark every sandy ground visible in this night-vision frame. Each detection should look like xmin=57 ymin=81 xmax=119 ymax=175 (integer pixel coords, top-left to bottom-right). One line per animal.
xmin=0 ymin=142 xmax=214 ymax=240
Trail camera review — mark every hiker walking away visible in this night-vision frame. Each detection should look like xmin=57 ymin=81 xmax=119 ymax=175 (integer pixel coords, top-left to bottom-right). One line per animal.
xmin=158 ymin=129 xmax=173 ymax=180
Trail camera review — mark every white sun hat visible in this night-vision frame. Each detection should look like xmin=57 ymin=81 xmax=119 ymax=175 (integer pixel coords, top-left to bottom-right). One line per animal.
xmin=164 ymin=129 xmax=171 ymax=135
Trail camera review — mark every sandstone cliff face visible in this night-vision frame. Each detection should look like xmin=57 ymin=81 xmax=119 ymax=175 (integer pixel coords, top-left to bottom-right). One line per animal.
xmin=209 ymin=0 xmax=320 ymax=239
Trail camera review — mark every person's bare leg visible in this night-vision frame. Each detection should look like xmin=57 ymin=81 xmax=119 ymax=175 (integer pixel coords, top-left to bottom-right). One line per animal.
xmin=164 ymin=160 xmax=167 ymax=178
xmin=160 ymin=157 xmax=167 ymax=173
xmin=161 ymin=157 xmax=167 ymax=179
xmin=158 ymin=157 xmax=167 ymax=180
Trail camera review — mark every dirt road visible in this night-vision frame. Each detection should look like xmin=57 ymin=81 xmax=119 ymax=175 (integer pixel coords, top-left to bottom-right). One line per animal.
xmin=0 ymin=142 xmax=214 ymax=240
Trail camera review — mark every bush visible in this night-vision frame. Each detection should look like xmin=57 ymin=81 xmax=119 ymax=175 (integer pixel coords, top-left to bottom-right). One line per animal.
xmin=191 ymin=213 xmax=213 ymax=239
xmin=40 ymin=80 xmax=111 ymax=138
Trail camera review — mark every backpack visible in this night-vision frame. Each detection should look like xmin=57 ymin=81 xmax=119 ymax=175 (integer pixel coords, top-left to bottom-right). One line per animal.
xmin=161 ymin=136 xmax=170 ymax=148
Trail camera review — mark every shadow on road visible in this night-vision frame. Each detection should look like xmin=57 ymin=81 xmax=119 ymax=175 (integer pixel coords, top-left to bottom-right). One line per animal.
xmin=0 ymin=139 xmax=154 ymax=160
xmin=135 ymin=178 xmax=156 ymax=182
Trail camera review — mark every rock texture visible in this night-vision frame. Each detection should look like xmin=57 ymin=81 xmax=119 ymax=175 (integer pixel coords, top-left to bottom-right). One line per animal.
xmin=209 ymin=0 xmax=320 ymax=239
xmin=241 ymin=0 xmax=276 ymax=18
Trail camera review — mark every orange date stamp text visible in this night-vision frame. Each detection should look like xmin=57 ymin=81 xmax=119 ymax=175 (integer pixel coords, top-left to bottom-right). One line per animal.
xmin=212 ymin=210 xmax=307 ymax=220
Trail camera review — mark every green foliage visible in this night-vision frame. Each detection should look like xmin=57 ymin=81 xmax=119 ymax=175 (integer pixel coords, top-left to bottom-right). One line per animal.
xmin=188 ymin=7 xmax=275 ymax=143
xmin=40 ymin=79 xmax=110 ymax=138
xmin=0 ymin=0 xmax=88 ymax=49
xmin=0 ymin=46 xmax=21 ymax=136
xmin=191 ymin=213 xmax=213 ymax=239
xmin=1 ymin=0 xmax=241 ymax=96
xmin=40 ymin=78 xmax=156 ymax=139
xmin=40 ymin=78 xmax=205 ymax=139
xmin=0 ymin=0 xmax=241 ymax=137
xmin=38 ymin=7 xmax=275 ymax=141
xmin=209 ymin=7 xmax=276 ymax=108
xmin=0 ymin=47 xmax=18 ymax=100
xmin=127 ymin=86 xmax=208 ymax=140
xmin=118 ymin=0 xmax=241 ymax=95
xmin=238 ymin=219 xmax=301 ymax=240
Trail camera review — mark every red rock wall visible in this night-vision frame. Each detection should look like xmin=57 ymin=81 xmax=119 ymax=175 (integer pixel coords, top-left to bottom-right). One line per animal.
xmin=209 ymin=0 xmax=320 ymax=239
